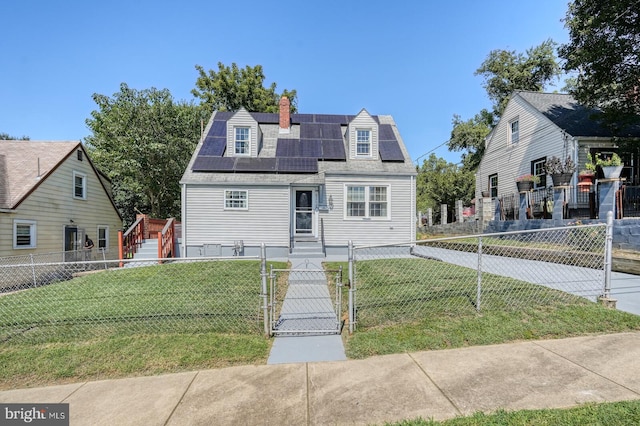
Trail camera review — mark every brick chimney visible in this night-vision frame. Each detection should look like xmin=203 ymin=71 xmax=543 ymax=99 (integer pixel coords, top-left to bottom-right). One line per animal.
xmin=279 ymin=96 xmax=290 ymax=133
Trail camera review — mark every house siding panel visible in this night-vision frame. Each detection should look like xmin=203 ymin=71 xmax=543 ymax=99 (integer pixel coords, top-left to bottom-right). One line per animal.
xmin=348 ymin=111 xmax=379 ymax=160
xmin=185 ymin=184 xmax=290 ymax=247
xmin=226 ymin=109 xmax=260 ymax=157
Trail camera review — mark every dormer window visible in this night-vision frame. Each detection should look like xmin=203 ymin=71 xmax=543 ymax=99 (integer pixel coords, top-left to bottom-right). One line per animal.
xmin=235 ymin=127 xmax=250 ymax=155
xmin=356 ymin=129 xmax=371 ymax=156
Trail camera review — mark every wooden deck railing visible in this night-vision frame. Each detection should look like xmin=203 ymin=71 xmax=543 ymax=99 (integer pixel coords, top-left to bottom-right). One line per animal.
xmin=118 ymin=216 xmax=176 ymax=266
xmin=118 ymin=216 xmax=145 ymax=264
xmin=157 ymin=218 xmax=175 ymax=264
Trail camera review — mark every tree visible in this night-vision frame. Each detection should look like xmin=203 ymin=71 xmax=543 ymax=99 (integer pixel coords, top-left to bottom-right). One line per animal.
xmin=447 ymin=109 xmax=494 ymax=171
xmin=85 ymin=83 xmax=202 ymax=225
xmin=416 ymin=154 xmax=475 ymax=223
xmin=559 ymin=0 xmax=640 ymax=126
xmin=0 ymin=132 xmax=29 ymax=140
xmin=192 ymin=62 xmax=298 ymax=116
xmin=475 ymin=39 xmax=562 ymax=117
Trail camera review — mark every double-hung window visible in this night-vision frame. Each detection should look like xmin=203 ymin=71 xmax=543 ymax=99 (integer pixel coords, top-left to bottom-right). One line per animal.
xmin=532 ymin=158 xmax=547 ymax=188
xmin=73 ymin=171 xmax=87 ymax=199
xmin=13 ymin=220 xmax=36 ymax=249
xmin=225 ymin=190 xmax=248 ymax=209
xmin=346 ymin=185 xmax=389 ymax=219
xmin=97 ymin=226 xmax=109 ymax=250
xmin=509 ymin=119 xmax=520 ymax=145
xmin=356 ymin=129 xmax=371 ymax=156
xmin=234 ymin=127 xmax=250 ymax=155
xmin=489 ymin=174 xmax=498 ymax=198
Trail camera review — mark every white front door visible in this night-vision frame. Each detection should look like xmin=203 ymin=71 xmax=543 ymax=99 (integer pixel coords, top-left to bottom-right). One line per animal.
xmin=294 ymin=189 xmax=316 ymax=237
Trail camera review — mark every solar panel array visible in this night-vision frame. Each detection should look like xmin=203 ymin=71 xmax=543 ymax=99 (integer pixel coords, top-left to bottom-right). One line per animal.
xmin=192 ymin=156 xmax=317 ymax=173
xmin=378 ymin=124 xmax=405 ymax=162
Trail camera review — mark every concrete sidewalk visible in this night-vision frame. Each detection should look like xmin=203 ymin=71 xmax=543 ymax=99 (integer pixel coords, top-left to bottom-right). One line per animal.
xmin=3 ymin=332 xmax=640 ymax=425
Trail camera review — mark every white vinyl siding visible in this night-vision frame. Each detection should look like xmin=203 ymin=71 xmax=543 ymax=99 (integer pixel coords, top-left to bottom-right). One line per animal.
xmin=0 ymin=152 xmax=122 ymax=257
xmin=184 ymin=185 xmax=290 ymax=247
xmin=348 ymin=110 xmax=378 ymax=160
xmin=13 ymin=220 xmax=36 ymax=249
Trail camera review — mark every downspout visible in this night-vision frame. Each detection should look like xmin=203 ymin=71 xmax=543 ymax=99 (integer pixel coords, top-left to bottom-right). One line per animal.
xmin=181 ymin=183 xmax=186 ymax=258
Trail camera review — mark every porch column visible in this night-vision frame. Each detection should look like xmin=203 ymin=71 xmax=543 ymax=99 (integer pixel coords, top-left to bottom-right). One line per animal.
xmin=552 ymin=186 xmax=567 ymax=222
xmin=599 ymin=179 xmax=621 ymax=219
xmin=519 ymin=192 xmax=528 ymax=222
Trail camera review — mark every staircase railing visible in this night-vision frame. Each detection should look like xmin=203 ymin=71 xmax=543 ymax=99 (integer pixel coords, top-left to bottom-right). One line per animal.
xmin=157 ymin=218 xmax=175 ymax=264
xmin=118 ymin=216 xmax=145 ymax=264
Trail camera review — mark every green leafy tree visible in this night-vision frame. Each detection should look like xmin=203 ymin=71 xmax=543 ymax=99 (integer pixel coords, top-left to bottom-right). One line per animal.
xmin=0 ymin=132 xmax=29 ymax=140
xmin=85 ymin=83 xmax=202 ymax=225
xmin=416 ymin=154 xmax=475 ymax=223
xmin=475 ymin=39 xmax=562 ymax=117
xmin=559 ymin=0 xmax=640 ymax=127
xmin=192 ymin=62 xmax=298 ymax=116
xmin=447 ymin=109 xmax=494 ymax=171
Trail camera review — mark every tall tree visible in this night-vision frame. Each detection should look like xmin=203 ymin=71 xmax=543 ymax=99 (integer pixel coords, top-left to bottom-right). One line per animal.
xmin=416 ymin=154 xmax=475 ymax=223
xmin=0 ymin=132 xmax=29 ymax=140
xmin=447 ymin=109 xmax=494 ymax=171
xmin=559 ymin=0 xmax=640 ymax=126
xmin=192 ymin=62 xmax=298 ymax=116
xmin=475 ymin=39 xmax=562 ymax=117
xmin=85 ymin=83 xmax=201 ymax=225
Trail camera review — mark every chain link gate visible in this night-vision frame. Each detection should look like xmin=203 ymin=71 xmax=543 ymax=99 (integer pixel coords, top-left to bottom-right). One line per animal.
xmin=268 ymin=266 xmax=343 ymax=336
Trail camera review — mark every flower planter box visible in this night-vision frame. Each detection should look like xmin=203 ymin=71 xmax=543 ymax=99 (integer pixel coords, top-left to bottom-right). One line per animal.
xmin=551 ymin=173 xmax=572 ymax=187
xmin=516 ymin=180 xmax=533 ymax=192
xmin=602 ymin=165 xmax=623 ymax=179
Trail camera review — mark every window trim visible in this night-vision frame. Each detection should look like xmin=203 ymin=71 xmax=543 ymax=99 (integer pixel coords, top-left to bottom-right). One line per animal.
xmin=97 ymin=225 xmax=109 ymax=251
xmin=355 ymin=129 xmax=372 ymax=157
xmin=344 ymin=184 xmax=390 ymax=220
xmin=13 ymin=219 xmax=37 ymax=249
xmin=531 ymin=157 xmax=547 ymax=188
xmin=509 ymin=118 xmax=520 ymax=145
xmin=73 ymin=171 xmax=87 ymax=200
xmin=224 ymin=189 xmax=249 ymax=210
xmin=489 ymin=174 xmax=498 ymax=198
xmin=234 ymin=127 xmax=251 ymax=156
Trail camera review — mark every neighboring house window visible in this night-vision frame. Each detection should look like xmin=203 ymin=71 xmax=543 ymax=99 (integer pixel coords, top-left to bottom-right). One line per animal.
xmin=509 ymin=119 xmax=519 ymax=144
xmin=489 ymin=174 xmax=498 ymax=198
xmin=234 ymin=127 xmax=250 ymax=155
xmin=356 ymin=129 xmax=371 ymax=156
xmin=225 ymin=190 xmax=248 ymax=209
xmin=345 ymin=185 xmax=389 ymax=218
xmin=97 ymin=226 xmax=109 ymax=250
xmin=532 ymin=157 xmax=547 ymax=188
xmin=13 ymin=220 xmax=36 ymax=249
xmin=73 ymin=171 xmax=87 ymax=199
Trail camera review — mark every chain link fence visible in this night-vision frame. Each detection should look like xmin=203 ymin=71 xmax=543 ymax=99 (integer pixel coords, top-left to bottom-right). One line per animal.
xmin=350 ymin=221 xmax=610 ymax=331
xmin=0 ymin=256 xmax=269 ymax=344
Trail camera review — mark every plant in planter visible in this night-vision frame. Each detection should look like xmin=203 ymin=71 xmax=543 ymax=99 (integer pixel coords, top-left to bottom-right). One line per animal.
xmin=595 ymin=152 xmax=623 ymax=179
xmin=545 ymin=156 xmax=576 ymax=186
xmin=578 ymin=153 xmax=596 ymax=186
xmin=515 ymin=174 xmax=540 ymax=192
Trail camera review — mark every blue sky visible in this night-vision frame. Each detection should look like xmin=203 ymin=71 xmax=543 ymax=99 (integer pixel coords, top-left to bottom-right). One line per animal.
xmin=1 ymin=0 xmax=571 ymax=166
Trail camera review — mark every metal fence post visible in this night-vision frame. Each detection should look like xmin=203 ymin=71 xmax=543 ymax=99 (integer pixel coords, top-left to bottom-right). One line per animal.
xmin=476 ymin=236 xmax=482 ymax=312
xmin=348 ymin=240 xmax=355 ymax=334
xmin=260 ymin=243 xmax=269 ymax=337
xmin=30 ymin=253 xmax=36 ymax=287
xmin=603 ymin=211 xmax=614 ymax=299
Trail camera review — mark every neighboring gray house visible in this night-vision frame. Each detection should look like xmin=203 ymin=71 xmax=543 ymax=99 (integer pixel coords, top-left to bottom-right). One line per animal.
xmin=476 ymin=91 xmax=640 ymax=216
xmin=180 ymin=97 xmax=417 ymax=257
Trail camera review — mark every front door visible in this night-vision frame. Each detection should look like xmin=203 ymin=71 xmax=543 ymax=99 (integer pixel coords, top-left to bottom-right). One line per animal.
xmin=64 ymin=226 xmax=78 ymax=262
xmin=294 ymin=189 xmax=315 ymax=236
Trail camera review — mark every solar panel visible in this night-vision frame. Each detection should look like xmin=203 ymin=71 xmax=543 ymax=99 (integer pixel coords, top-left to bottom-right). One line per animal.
xmin=277 ymin=157 xmax=318 ymax=173
xmin=378 ymin=124 xmax=396 ymax=141
xmin=207 ymin=121 xmax=226 ymax=137
xmin=275 ymin=139 xmax=299 ymax=157
xmin=321 ymin=140 xmax=346 ymax=160
xmin=291 ymin=114 xmax=315 ymax=124
xmin=300 ymin=123 xmax=322 ymax=139
xmin=315 ymin=114 xmax=349 ymax=124
xmin=234 ymin=157 xmax=277 ymax=172
xmin=300 ymin=140 xmax=322 ymax=157
xmin=250 ymin=112 xmax=279 ymax=124
xmin=213 ymin=111 xmax=233 ymax=121
xmin=192 ymin=156 xmax=235 ymax=172
xmin=199 ymin=137 xmax=226 ymax=156
xmin=379 ymin=140 xmax=405 ymax=162
xmin=320 ymin=123 xmax=343 ymax=140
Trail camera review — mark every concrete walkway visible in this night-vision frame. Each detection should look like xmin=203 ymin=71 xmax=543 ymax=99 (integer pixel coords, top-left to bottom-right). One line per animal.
xmin=3 ymin=332 xmax=640 ymax=425
xmin=267 ymin=256 xmax=347 ymax=364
